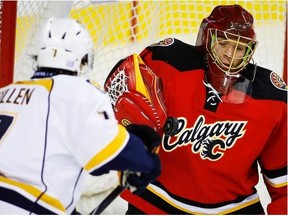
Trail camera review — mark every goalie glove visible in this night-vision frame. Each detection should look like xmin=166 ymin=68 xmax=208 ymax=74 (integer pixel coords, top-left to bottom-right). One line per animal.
xmin=104 ymin=54 xmax=167 ymax=133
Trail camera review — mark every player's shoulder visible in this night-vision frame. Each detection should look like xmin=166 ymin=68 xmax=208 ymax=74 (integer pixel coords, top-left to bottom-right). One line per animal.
xmin=247 ymin=64 xmax=287 ymax=103
xmin=141 ymin=38 xmax=205 ymax=71
xmin=52 ymin=75 xmax=107 ymax=99
xmin=53 ymin=75 xmax=102 ymax=89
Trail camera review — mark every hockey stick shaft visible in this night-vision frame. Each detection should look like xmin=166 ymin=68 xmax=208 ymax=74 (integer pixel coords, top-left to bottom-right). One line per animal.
xmin=89 ymin=185 xmax=126 ymax=215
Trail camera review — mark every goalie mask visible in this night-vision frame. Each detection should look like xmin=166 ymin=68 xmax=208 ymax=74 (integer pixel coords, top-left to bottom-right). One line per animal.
xmin=36 ymin=17 xmax=94 ymax=76
xmin=196 ymin=4 xmax=258 ymax=103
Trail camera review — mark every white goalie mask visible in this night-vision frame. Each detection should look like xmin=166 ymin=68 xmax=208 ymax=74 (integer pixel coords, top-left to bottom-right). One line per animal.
xmin=36 ymin=17 xmax=94 ymax=76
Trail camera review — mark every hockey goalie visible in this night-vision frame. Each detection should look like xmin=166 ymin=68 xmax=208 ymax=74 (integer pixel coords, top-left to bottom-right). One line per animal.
xmin=104 ymin=53 xmax=167 ymax=133
xmin=104 ymin=4 xmax=287 ymax=215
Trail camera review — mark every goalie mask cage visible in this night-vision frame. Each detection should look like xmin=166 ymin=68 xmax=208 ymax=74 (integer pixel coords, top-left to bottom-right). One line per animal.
xmin=0 ymin=0 xmax=287 ymax=88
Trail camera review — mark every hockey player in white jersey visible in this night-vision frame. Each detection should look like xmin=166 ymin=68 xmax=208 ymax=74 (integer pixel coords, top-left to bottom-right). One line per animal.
xmin=0 ymin=18 xmax=161 ymax=214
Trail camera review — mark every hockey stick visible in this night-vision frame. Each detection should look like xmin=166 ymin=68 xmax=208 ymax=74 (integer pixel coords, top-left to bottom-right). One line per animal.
xmin=89 ymin=185 xmax=126 ymax=215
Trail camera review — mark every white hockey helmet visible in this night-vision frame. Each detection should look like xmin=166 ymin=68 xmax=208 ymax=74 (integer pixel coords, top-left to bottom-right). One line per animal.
xmin=36 ymin=17 xmax=94 ymax=75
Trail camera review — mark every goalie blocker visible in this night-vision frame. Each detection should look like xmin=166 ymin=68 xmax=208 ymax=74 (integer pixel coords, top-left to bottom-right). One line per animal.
xmin=104 ymin=54 xmax=167 ymax=133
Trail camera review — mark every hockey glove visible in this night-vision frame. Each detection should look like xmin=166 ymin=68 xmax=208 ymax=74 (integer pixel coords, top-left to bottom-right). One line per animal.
xmin=125 ymin=124 xmax=161 ymax=153
xmin=119 ymin=153 xmax=161 ymax=194
xmin=120 ymin=124 xmax=161 ymax=194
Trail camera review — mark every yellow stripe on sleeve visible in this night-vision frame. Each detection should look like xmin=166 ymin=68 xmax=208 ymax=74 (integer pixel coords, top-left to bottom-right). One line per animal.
xmin=84 ymin=124 xmax=129 ymax=172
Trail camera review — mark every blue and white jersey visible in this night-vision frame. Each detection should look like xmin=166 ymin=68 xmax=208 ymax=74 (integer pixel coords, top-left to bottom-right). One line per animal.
xmin=0 ymin=74 xmax=153 ymax=214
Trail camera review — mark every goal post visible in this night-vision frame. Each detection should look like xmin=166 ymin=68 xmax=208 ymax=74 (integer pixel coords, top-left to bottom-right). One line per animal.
xmin=0 ymin=1 xmax=17 ymax=88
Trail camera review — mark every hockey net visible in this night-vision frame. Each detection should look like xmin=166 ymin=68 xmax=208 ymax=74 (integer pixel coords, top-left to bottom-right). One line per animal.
xmin=0 ymin=1 xmax=287 ymax=88
xmin=0 ymin=0 xmax=286 ymax=214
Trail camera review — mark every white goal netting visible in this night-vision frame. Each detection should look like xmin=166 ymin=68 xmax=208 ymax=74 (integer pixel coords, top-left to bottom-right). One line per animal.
xmin=14 ymin=1 xmax=286 ymax=86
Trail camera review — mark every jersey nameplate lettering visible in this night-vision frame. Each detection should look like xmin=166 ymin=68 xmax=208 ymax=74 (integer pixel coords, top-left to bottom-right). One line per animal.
xmin=0 ymin=87 xmax=35 ymax=105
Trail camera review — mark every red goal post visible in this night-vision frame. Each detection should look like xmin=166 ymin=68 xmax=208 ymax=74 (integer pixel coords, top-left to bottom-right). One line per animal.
xmin=0 ymin=1 xmax=17 ymax=87
xmin=0 ymin=1 xmax=287 ymax=87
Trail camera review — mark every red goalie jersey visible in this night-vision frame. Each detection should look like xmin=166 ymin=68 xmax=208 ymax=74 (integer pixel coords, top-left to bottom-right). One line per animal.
xmin=112 ymin=38 xmax=287 ymax=214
